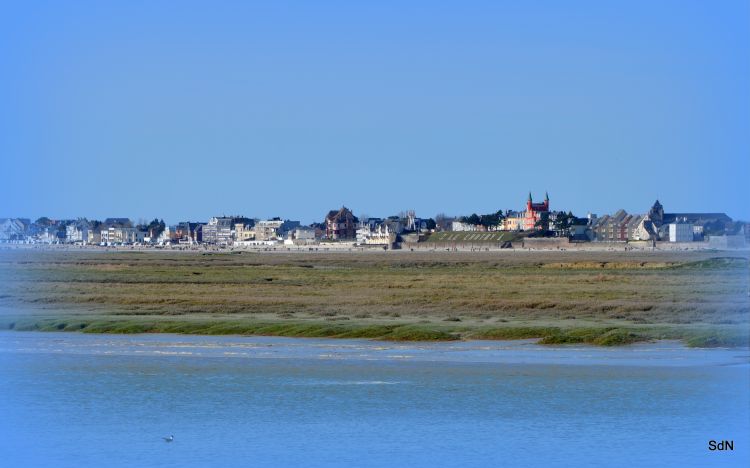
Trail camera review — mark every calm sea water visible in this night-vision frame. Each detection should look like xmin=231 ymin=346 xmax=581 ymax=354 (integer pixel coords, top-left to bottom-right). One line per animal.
xmin=1 ymin=332 xmax=748 ymax=468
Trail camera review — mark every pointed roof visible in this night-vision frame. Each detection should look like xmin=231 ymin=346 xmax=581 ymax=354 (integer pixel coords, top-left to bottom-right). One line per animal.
xmin=528 ymin=192 xmax=532 ymax=202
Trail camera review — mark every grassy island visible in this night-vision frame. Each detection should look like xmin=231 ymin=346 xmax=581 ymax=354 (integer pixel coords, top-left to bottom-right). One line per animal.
xmin=0 ymin=249 xmax=747 ymax=347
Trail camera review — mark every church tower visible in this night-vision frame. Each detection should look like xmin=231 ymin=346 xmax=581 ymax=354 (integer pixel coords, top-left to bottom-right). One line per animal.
xmin=648 ymin=200 xmax=664 ymax=227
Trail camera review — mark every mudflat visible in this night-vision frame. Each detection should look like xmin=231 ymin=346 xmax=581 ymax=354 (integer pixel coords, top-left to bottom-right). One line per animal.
xmin=0 ymin=249 xmax=747 ymax=346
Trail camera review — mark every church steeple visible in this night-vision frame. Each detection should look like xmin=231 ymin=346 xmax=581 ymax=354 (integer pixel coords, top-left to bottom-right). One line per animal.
xmin=528 ymin=192 xmax=532 ymax=202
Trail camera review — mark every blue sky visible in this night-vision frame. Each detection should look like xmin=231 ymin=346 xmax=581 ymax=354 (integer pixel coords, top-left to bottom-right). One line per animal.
xmin=2 ymin=1 xmax=748 ymax=224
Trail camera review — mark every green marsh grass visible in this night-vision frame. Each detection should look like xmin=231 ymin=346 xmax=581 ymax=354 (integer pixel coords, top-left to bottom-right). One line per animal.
xmin=1 ymin=249 xmax=747 ymax=347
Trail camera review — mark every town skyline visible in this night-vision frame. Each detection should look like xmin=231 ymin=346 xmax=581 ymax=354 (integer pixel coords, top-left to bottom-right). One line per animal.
xmin=4 ymin=194 xmax=747 ymax=227
xmin=4 ymin=194 xmax=745 ymax=249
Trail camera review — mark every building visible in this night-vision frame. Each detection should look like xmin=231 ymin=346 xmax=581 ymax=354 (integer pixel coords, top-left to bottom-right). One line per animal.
xmin=203 ymin=217 xmax=233 ymax=245
xmin=234 ymin=221 xmax=255 ymax=242
xmin=500 ymin=193 xmax=550 ymax=231
xmin=325 ymin=207 xmax=358 ymax=240
xmin=647 ymin=200 xmax=732 ymax=239
xmin=451 ymin=221 xmax=481 ymax=232
xmin=356 ymin=223 xmax=396 ymax=246
xmin=174 ymin=222 xmax=203 ymax=244
xmin=255 ymin=219 xmax=284 ymax=241
xmin=285 ymin=226 xmax=318 ymax=245
xmin=669 ymin=222 xmax=694 ymax=242
xmin=631 ymin=216 xmax=658 ymax=241
xmin=156 ymin=226 xmax=172 ymax=244
xmin=501 ymin=211 xmax=523 ymax=231
xmin=590 ymin=209 xmax=630 ymax=241
xmin=65 ymin=221 xmax=92 ymax=244
xmin=100 ymin=226 xmax=138 ymax=244
xmin=523 ymin=192 xmax=550 ymax=230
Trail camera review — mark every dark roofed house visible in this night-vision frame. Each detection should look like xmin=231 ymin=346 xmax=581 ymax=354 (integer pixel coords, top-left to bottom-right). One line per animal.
xmin=175 ymin=222 xmax=203 ymax=244
xmin=325 ymin=207 xmax=358 ymax=240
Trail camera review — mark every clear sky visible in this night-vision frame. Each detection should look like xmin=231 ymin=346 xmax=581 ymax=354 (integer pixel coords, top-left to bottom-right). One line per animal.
xmin=2 ymin=1 xmax=748 ymax=224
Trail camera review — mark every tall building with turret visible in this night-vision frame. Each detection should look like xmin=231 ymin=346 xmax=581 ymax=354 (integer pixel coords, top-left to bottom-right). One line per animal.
xmin=501 ymin=192 xmax=551 ymax=231
xmin=523 ymin=192 xmax=550 ymax=230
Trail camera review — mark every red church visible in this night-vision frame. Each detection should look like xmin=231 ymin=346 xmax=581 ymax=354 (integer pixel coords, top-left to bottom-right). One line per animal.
xmin=523 ymin=192 xmax=550 ymax=230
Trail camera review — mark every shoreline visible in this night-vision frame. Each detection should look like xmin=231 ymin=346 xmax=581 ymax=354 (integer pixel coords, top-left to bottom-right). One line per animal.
xmin=3 ymin=316 xmax=748 ymax=348
xmin=2 ymin=241 xmax=746 ymax=254
xmin=3 ymin=330 xmax=748 ymax=363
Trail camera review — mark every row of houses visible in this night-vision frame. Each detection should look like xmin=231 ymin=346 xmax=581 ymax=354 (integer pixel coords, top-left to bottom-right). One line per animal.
xmin=444 ymin=194 xmax=743 ymax=244
xmin=588 ymin=200 xmax=738 ymax=243
xmin=2 ymin=195 xmax=745 ymax=247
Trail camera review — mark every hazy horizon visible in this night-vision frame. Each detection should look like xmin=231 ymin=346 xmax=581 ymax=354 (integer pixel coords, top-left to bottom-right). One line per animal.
xmin=3 ymin=1 xmax=748 ymax=224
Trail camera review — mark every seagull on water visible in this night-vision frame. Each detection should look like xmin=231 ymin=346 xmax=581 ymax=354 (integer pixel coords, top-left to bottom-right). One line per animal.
xmin=163 ymin=435 xmax=174 ymax=442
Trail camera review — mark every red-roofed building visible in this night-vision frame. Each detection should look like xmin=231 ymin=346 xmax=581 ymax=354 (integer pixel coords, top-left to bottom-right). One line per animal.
xmin=523 ymin=192 xmax=550 ymax=230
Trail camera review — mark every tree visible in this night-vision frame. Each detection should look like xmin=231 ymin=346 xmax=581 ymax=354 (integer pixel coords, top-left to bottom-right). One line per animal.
xmin=146 ymin=218 xmax=166 ymax=238
xmin=435 ymin=213 xmax=451 ymax=231
xmin=552 ymin=211 xmax=576 ymax=236
xmin=534 ymin=212 xmax=551 ymax=236
xmin=478 ymin=210 xmax=506 ymax=228
xmin=465 ymin=213 xmax=481 ymax=225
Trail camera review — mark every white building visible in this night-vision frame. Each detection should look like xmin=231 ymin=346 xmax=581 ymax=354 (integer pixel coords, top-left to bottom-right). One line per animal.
xmin=356 ymin=223 xmax=395 ymax=246
xmin=157 ymin=226 xmax=172 ymax=244
xmin=451 ymin=221 xmax=480 ymax=232
xmin=101 ymin=227 xmax=138 ymax=244
xmin=66 ymin=223 xmax=92 ymax=244
xmin=668 ymin=222 xmax=693 ymax=243
xmin=255 ymin=220 xmax=284 ymax=241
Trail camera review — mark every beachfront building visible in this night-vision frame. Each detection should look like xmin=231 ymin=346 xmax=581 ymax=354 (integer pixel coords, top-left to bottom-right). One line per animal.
xmin=156 ymin=226 xmax=172 ymax=244
xmin=202 ymin=217 xmax=234 ymax=245
xmin=357 ymin=223 xmax=396 ymax=246
xmin=174 ymin=222 xmax=203 ymax=244
xmin=234 ymin=221 xmax=255 ymax=242
xmin=631 ymin=216 xmax=659 ymax=241
xmin=642 ymin=199 xmax=732 ymax=240
xmin=451 ymin=221 xmax=481 ymax=232
xmin=255 ymin=219 xmax=284 ymax=241
xmin=669 ymin=221 xmax=694 ymax=242
xmin=501 ymin=211 xmax=523 ymax=231
xmin=100 ymin=226 xmax=138 ymax=244
xmin=499 ymin=193 xmax=551 ymax=231
xmin=589 ymin=210 xmax=654 ymax=242
xmin=522 ymin=192 xmax=550 ymax=230
xmin=325 ymin=207 xmax=358 ymax=240
xmin=284 ymin=226 xmax=317 ymax=245
xmin=65 ymin=221 xmax=92 ymax=244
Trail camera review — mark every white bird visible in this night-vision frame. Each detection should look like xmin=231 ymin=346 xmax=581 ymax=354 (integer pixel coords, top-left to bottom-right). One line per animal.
xmin=163 ymin=435 xmax=174 ymax=442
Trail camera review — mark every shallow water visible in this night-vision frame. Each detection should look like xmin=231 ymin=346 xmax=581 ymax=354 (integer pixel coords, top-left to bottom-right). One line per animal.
xmin=1 ymin=332 xmax=748 ymax=467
